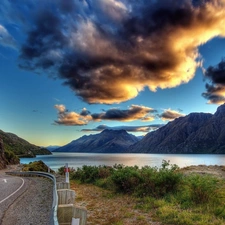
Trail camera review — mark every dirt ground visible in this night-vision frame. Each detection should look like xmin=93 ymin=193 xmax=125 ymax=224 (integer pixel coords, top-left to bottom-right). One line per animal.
xmin=179 ymin=164 xmax=225 ymax=179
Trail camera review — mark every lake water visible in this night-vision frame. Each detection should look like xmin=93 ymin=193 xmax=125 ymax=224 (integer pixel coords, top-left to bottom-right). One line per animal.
xmin=20 ymin=153 xmax=225 ymax=172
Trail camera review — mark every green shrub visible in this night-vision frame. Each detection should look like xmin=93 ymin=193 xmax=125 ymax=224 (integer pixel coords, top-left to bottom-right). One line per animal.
xmin=4 ymin=149 xmax=20 ymax=164
xmin=136 ymin=161 xmax=182 ymax=198
xmin=58 ymin=166 xmax=75 ymax=175
xmin=111 ymin=166 xmax=142 ymax=193
xmin=187 ymin=174 xmax=220 ymax=205
xmin=70 ymin=160 xmax=182 ymax=197
xmin=95 ymin=177 xmax=115 ymax=189
xmin=22 ymin=160 xmax=53 ymax=172
xmin=98 ymin=166 xmax=114 ymax=179
xmin=71 ymin=165 xmax=114 ymax=183
xmin=58 ymin=166 xmax=65 ymax=175
xmin=214 ymin=205 xmax=225 ymax=220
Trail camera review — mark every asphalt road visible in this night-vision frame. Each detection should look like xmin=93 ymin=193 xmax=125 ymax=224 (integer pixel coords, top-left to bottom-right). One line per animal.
xmin=0 ymin=169 xmax=29 ymax=223
xmin=0 ymin=166 xmax=54 ymax=225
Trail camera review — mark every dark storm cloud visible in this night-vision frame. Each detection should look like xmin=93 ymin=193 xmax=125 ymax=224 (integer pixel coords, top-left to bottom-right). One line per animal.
xmin=91 ymin=105 xmax=157 ymax=121
xmin=3 ymin=0 xmax=225 ymax=104
xmin=58 ymin=0 xmax=75 ymax=13
xmin=80 ymin=108 xmax=91 ymax=116
xmin=81 ymin=124 xmax=163 ymax=132
xmin=202 ymin=84 xmax=225 ymax=104
xmin=54 ymin=104 xmax=156 ymax=125
xmin=158 ymin=109 xmax=185 ymax=121
xmin=205 ymin=60 xmax=225 ymax=85
xmin=202 ymin=60 xmax=225 ymax=105
xmin=19 ymin=9 xmax=66 ymax=71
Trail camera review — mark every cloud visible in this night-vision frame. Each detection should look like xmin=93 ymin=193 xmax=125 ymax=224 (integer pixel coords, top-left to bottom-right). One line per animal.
xmin=91 ymin=105 xmax=156 ymax=122
xmin=53 ymin=98 xmax=60 ymax=102
xmin=159 ymin=109 xmax=185 ymax=121
xmin=54 ymin=104 xmax=157 ymax=126
xmin=54 ymin=104 xmax=183 ymax=128
xmin=202 ymin=59 xmax=225 ymax=104
xmin=0 ymin=24 xmax=17 ymax=49
xmin=82 ymin=124 xmax=163 ymax=133
xmin=54 ymin=104 xmax=92 ymax=126
xmin=4 ymin=0 xmax=222 ymax=104
xmin=80 ymin=108 xmax=91 ymax=116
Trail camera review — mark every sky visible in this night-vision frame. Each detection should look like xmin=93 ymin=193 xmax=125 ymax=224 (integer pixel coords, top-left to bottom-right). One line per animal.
xmin=1 ymin=0 xmax=225 ymax=147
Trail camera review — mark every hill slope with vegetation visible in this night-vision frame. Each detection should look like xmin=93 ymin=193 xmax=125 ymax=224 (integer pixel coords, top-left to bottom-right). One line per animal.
xmin=0 ymin=137 xmax=19 ymax=169
xmin=0 ymin=129 xmax=51 ymax=158
xmin=0 ymin=138 xmax=7 ymax=169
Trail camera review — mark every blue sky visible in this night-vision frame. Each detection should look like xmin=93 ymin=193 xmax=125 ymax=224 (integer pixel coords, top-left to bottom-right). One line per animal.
xmin=1 ymin=0 xmax=225 ymax=146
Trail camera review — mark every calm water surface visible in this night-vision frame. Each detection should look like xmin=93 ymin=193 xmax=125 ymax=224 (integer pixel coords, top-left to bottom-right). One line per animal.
xmin=20 ymin=153 xmax=225 ymax=172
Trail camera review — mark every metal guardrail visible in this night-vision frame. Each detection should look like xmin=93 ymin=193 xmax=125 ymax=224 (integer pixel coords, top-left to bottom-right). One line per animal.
xmin=5 ymin=171 xmax=59 ymax=225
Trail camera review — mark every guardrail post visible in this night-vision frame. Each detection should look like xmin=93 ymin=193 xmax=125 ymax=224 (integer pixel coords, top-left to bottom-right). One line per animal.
xmin=57 ymin=204 xmax=87 ymax=225
xmin=65 ymin=163 xmax=69 ymax=183
xmin=72 ymin=206 xmax=87 ymax=225
xmin=57 ymin=189 xmax=75 ymax=205
xmin=57 ymin=182 xmax=70 ymax=189
xmin=56 ymin=177 xmax=87 ymax=224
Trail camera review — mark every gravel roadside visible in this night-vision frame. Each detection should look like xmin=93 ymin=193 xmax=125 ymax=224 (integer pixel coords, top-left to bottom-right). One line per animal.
xmin=1 ymin=176 xmax=53 ymax=225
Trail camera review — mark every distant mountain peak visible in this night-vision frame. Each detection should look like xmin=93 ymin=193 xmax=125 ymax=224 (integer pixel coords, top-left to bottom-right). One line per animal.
xmin=185 ymin=112 xmax=212 ymax=123
xmin=53 ymin=129 xmax=139 ymax=153
xmin=215 ymin=103 xmax=225 ymax=116
xmin=101 ymin=129 xmax=126 ymax=133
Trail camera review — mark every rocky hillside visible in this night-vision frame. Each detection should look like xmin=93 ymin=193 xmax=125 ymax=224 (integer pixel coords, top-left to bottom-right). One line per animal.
xmin=0 ymin=130 xmax=51 ymax=157
xmin=0 ymin=138 xmax=7 ymax=169
xmin=0 ymin=137 xmax=19 ymax=169
xmin=128 ymin=104 xmax=225 ymax=153
xmin=53 ymin=129 xmax=139 ymax=153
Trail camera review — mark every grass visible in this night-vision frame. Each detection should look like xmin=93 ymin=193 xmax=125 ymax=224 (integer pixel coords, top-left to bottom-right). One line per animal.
xmin=70 ymin=181 xmax=154 ymax=225
xmin=67 ymin=161 xmax=225 ymax=225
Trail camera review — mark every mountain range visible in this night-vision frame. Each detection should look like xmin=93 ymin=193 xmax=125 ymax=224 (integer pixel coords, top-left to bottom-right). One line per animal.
xmin=1 ymin=104 xmax=225 ymax=160
xmin=128 ymin=104 xmax=225 ymax=153
xmin=53 ymin=129 xmax=139 ymax=153
xmin=54 ymin=104 xmax=225 ymax=154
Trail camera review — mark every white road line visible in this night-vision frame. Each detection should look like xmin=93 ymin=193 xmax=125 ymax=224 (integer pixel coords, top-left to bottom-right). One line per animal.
xmin=3 ymin=179 xmax=7 ymax=183
xmin=0 ymin=178 xmax=25 ymax=204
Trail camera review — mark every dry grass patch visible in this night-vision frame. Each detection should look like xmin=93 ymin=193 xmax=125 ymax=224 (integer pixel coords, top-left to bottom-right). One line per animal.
xmin=70 ymin=181 xmax=160 ymax=225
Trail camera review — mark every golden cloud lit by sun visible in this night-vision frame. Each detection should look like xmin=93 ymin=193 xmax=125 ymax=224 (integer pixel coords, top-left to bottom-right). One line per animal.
xmin=6 ymin=0 xmax=225 ymax=105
